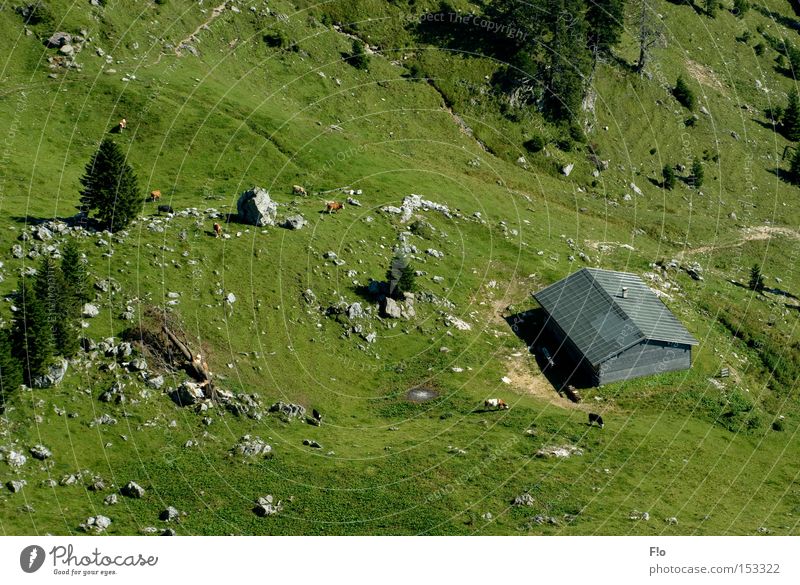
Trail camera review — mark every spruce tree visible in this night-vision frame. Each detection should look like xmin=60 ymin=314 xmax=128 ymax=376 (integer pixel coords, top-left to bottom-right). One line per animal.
xmin=544 ymin=0 xmax=591 ymax=123
xmin=788 ymin=145 xmax=800 ymax=184
xmin=691 ymin=157 xmax=704 ymax=188
xmin=705 ymin=0 xmax=717 ymax=17
xmin=662 ymin=164 xmax=676 ymax=189
xmin=349 ymin=39 xmax=370 ymax=70
xmin=11 ymin=278 xmax=54 ymax=385
xmin=748 ymin=264 xmax=765 ymax=291
xmin=783 ymin=88 xmax=800 ymax=141
xmin=79 ymin=139 xmax=143 ymax=232
xmin=586 ymin=0 xmax=625 ymax=55
xmin=386 ymin=254 xmax=416 ymax=298
xmin=61 ymin=238 xmax=90 ymax=315
xmin=35 ymin=257 xmax=78 ymax=357
xmin=0 ymin=329 xmax=23 ymax=409
xmin=673 ymin=75 xmax=696 ymax=110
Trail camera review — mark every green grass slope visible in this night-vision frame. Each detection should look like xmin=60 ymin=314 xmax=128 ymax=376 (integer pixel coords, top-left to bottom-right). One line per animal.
xmin=0 ymin=0 xmax=798 ymax=535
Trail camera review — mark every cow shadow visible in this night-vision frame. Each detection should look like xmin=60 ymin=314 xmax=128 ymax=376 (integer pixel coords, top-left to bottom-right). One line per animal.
xmin=504 ymin=308 xmax=594 ymax=391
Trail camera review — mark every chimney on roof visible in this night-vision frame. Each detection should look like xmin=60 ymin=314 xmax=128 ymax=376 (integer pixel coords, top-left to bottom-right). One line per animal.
xmin=621 ymin=286 xmax=629 ymax=299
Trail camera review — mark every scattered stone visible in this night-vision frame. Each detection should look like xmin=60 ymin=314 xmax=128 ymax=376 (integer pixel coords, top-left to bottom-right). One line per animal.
xmin=253 ymin=494 xmax=283 ymax=516
xmin=81 ymin=303 xmax=100 ymax=319
xmin=121 ymin=481 xmax=145 ymax=499
xmin=159 ymin=506 xmax=179 ymax=522
xmin=665 ymin=516 xmax=678 ymax=525
xmin=29 ymin=445 xmax=52 ymax=460
xmin=45 ymin=32 xmax=72 ymax=48
xmin=146 ymin=375 xmax=164 ymax=389
xmin=80 ymin=515 xmax=111 ymax=533
xmin=268 ymin=402 xmax=306 ymax=419
xmin=562 ymin=163 xmax=574 ymax=176
xmin=104 ymin=494 xmax=118 ymax=506
xmin=231 ymin=435 xmax=273 ymax=458
xmin=381 ymin=297 xmax=403 ymax=319
xmin=535 ymin=445 xmax=584 ymax=459
xmin=128 ymin=358 xmax=148 ymax=372
xmin=282 ymin=215 xmax=306 ymax=230
xmin=237 ymin=186 xmax=278 ymax=226
xmin=169 ymin=380 xmax=205 ymax=406
xmin=6 ymin=479 xmax=27 ymax=493
xmin=99 ymin=382 xmax=126 ymax=404
xmin=32 ymin=358 xmax=68 ymax=388
xmin=513 ymin=493 xmax=535 ymax=507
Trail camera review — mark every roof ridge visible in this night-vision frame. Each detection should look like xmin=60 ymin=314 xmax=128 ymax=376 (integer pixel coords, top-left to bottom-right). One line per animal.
xmin=581 ymin=268 xmax=646 ymax=342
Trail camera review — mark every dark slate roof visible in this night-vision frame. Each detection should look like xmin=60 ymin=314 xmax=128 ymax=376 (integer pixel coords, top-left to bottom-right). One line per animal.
xmin=533 ymin=268 xmax=698 ymax=365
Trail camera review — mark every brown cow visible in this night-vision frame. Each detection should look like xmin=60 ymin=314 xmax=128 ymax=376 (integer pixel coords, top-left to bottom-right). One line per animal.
xmin=213 ymin=223 xmax=222 ymax=238
xmin=326 ymin=201 xmax=344 ymax=214
xmin=149 ymin=190 xmax=161 ymax=202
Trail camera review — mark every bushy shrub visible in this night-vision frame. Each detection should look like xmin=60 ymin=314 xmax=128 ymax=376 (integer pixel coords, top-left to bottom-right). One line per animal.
xmin=263 ymin=31 xmax=289 ymax=49
xmin=523 ymin=135 xmax=546 ymax=153
xmin=733 ymin=0 xmax=750 ymax=17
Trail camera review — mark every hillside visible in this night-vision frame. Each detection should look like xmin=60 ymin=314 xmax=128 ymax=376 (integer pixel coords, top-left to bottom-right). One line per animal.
xmin=0 ymin=0 xmax=798 ymax=535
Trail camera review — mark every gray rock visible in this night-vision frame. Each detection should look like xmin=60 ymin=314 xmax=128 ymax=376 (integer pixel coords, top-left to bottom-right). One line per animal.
xmin=32 ymin=358 xmax=68 ymax=388
xmin=81 ymin=515 xmax=111 ymax=533
xmin=45 ymin=32 xmax=72 ymax=48
xmin=159 ymin=506 xmax=179 ymax=521
xmin=513 ymin=493 xmax=535 ymax=506
xmin=253 ymin=494 xmax=282 ymax=516
xmin=29 ymin=444 xmax=52 ymax=460
xmin=170 ymin=381 xmax=205 ymax=406
xmin=237 ymin=186 xmax=278 ymax=226
xmin=231 ymin=435 xmax=272 ymax=458
xmin=99 ymin=382 xmax=126 ymax=404
xmin=269 ymin=402 xmax=306 ymax=419
xmin=282 ymin=215 xmax=306 ymax=230
xmin=82 ymin=303 xmax=100 ymax=318
xmin=346 ymin=302 xmax=364 ymax=320
xmin=561 ymin=163 xmax=574 ymax=176
xmin=121 ymin=481 xmax=145 ymax=498
xmin=146 ymin=375 xmax=165 ymax=389
xmin=104 ymin=494 xmax=118 ymax=506
xmin=6 ymin=479 xmax=27 ymax=493
xmin=382 ymin=297 xmax=402 ymax=319
xmin=34 ymin=226 xmax=53 ymax=241
xmin=128 ymin=358 xmax=147 ymax=372
xmin=11 ymin=244 xmax=24 ymax=258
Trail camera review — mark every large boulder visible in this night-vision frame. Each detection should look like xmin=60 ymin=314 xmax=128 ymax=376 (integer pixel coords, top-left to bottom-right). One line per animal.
xmin=169 ymin=381 xmax=205 ymax=406
xmin=382 ymin=297 xmax=403 ymax=319
xmin=237 ymin=187 xmax=278 ymax=226
xmin=45 ymin=32 xmax=72 ymax=48
xmin=32 ymin=358 xmax=68 ymax=388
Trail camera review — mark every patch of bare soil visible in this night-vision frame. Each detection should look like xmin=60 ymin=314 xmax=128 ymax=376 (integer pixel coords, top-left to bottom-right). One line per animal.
xmin=686 ymin=59 xmax=726 ymax=94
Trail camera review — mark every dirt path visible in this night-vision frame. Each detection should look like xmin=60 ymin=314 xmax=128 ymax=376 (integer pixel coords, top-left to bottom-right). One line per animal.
xmin=679 ymin=225 xmax=800 ymax=258
xmin=175 ymin=2 xmax=229 ymax=56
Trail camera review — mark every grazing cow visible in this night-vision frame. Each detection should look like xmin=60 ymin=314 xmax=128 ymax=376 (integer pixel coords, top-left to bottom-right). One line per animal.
xmin=588 ymin=413 xmax=604 ymax=428
xmin=292 ymin=185 xmax=307 ymax=196
xmin=325 ymin=201 xmax=344 ymax=214
xmin=119 ymin=118 xmax=127 ymax=131
xmin=484 ymin=398 xmax=510 ymax=410
xmin=312 ymin=409 xmax=322 ymax=423
xmin=157 ymin=204 xmax=174 ymax=214
xmin=149 ymin=190 xmax=161 ymax=202
xmin=213 ymin=223 xmax=222 ymax=238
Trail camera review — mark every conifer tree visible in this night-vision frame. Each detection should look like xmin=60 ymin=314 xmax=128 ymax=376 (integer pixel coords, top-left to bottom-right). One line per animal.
xmin=79 ymin=139 xmax=142 ymax=232
xmin=691 ymin=157 xmax=704 ymax=188
xmin=586 ymin=0 xmax=625 ymax=55
xmin=61 ymin=238 xmax=90 ymax=316
xmin=0 ymin=329 xmax=23 ymax=409
xmin=662 ymin=164 xmax=676 ymax=189
xmin=11 ymin=278 xmax=54 ymax=385
xmin=544 ymin=0 xmax=591 ymax=123
xmin=783 ymin=88 xmax=800 ymax=141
